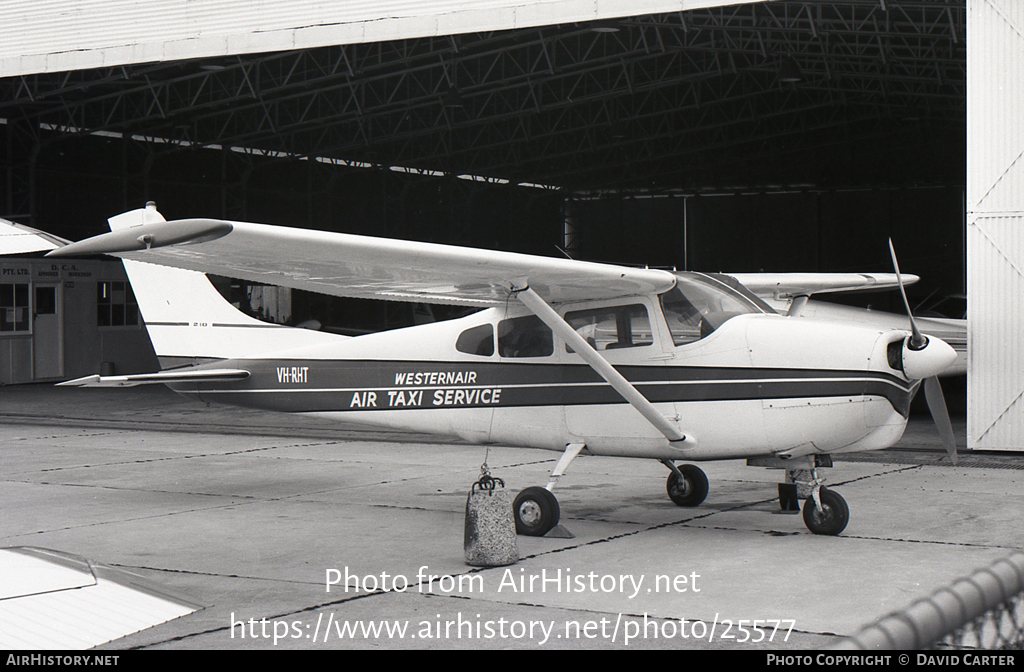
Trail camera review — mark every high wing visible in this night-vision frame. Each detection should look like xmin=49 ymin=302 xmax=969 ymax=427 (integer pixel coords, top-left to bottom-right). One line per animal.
xmin=729 ymin=272 xmax=918 ymax=298
xmin=48 ymin=207 xmax=676 ymax=306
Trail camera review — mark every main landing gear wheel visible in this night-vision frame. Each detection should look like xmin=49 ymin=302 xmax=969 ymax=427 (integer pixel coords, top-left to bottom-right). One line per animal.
xmin=666 ymin=464 xmax=709 ymax=507
xmin=802 ymin=487 xmax=849 ymax=536
xmin=513 ymin=486 xmax=560 ymax=537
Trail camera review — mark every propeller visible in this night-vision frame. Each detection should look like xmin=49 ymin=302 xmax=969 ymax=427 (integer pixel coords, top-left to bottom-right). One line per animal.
xmin=888 ymin=239 xmax=959 ymax=465
xmin=888 ymin=239 xmax=927 ymax=351
xmin=924 ymin=376 xmax=958 ymax=466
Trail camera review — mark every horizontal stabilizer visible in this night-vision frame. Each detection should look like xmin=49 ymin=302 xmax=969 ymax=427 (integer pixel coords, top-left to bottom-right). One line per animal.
xmin=57 ymin=368 xmax=250 ymax=388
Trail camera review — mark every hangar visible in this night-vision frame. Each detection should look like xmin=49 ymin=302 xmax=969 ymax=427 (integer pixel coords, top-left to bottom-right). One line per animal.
xmin=0 ymin=0 xmax=1015 ymax=453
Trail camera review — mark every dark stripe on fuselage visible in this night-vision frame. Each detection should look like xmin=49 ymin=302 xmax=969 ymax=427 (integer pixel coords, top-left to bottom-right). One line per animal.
xmin=170 ymin=359 xmax=914 ymax=417
xmin=146 ymin=321 xmax=284 ymax=329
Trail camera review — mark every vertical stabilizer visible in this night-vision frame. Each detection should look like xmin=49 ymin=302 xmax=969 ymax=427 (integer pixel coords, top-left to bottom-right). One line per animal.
xmin=112 ymin=204 xmax=342 ymax=368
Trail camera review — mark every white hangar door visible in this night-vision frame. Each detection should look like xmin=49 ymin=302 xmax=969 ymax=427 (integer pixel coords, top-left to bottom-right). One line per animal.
xmin=967 ymin=0 xmax=1024 ymax=451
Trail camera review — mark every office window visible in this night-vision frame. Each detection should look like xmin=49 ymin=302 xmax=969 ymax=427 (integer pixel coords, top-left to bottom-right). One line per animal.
xmin=35 ymin=286 xmax=56 ymax=315
xmin=0 ymin=283 xmax=29 ymax=332
xmin=97 ymin=281 xmax=139 ymax=327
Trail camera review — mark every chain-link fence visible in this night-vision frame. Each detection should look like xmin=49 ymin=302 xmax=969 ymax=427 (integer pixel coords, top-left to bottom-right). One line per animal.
xmin=835 ymin=553 xmax=1024 ymax=650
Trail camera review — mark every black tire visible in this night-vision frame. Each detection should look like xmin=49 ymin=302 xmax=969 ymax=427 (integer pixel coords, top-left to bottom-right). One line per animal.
xmin=802 ymin=487 xmax=849 ymax=536
xmin=513 ymin=486 xmax=560 ymax=536
xmin=666 ymin=464 xmax=709 ymax=507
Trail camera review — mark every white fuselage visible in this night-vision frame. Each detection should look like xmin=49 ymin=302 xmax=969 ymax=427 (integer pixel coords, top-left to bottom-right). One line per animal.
xmin=173 ymin=299 xmax=915 ymax=462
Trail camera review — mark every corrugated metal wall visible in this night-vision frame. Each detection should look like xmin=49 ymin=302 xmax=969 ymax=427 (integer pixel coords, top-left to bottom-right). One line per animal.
xmin=967 ymin=0 xmax=1024 ymax=451
xmin=0 ymin=0 xmax=758 ymax=77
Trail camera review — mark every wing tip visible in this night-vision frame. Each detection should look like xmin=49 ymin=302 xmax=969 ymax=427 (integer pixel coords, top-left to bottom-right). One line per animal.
xmin=47 ymin=219 xmax=233 ymax=258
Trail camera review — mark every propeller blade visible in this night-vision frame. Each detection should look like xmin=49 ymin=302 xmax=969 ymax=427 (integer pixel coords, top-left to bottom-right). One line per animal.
xmin=888 ymin=239 xmax=927 ymax=350
xmin=924 ymin=376 xmax=958 ymax=466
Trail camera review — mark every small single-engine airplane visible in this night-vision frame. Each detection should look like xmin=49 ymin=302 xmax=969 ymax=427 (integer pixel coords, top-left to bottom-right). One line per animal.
xmin=48 ymin=204 xmax=959 ymax=537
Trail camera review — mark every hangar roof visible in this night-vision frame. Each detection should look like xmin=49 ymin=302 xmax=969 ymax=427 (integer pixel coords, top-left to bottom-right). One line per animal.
xmin=0 ymin=0 xmax=965 ymax=192
xmin=0 ymin=0 xmax=764 ymax=78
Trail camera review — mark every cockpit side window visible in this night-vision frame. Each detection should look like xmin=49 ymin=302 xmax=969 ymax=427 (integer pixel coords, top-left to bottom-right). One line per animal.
xmin=564 ymin=304 xmax=652 ymax=352
xmin=660 ymin=289 xmax=707 ymax=345
xmin=456 ymin=324 xmax=494 ymax=356
xmin=498 ymin=315 xmax=553 ymax=358
xmin=661 ymin=273 xmax=764 ymax=346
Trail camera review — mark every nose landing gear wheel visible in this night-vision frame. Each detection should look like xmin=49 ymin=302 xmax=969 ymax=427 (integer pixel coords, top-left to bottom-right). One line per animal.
xmin=513 ymin=486 xmax=560 ymax=536
xmin=666 ymin=464 xmax=709 ymax=507
xmin=802 ymin=487 xmax=849 ymax=536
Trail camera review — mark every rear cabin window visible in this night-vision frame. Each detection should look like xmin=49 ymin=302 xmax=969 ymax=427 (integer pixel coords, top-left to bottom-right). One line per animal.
xmin=456 ymin=324 xmax=494 ymax=356
xmin=498 ymin=315 xmax=553 ymax=358
xmin=565 ymin=304 xmax=652 ymax=352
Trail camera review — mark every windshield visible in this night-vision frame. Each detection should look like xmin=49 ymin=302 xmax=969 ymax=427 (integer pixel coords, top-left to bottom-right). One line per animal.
xmin=660 ymin=272 xmax=768 ymax=346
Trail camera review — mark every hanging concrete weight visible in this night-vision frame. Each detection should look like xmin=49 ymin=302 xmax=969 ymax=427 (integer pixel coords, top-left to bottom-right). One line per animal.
xmin=464 ymin=475 xmax=518 ymax=567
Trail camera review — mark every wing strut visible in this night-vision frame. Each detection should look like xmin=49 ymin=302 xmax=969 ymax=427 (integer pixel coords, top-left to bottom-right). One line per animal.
xmin=514 ymin=286 xmax=696 ymax=448
xmin=545 ymin=443 xmax=586 ymax=491
xmin=787 ymin=295 xmax=810 ymax=317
